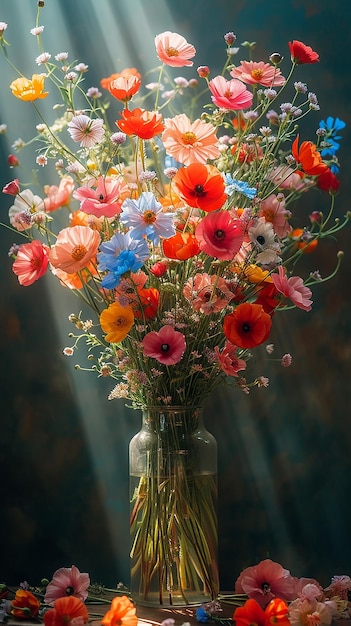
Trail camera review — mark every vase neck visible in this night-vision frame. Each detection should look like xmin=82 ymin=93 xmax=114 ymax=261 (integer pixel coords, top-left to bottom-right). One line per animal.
xmin=142 ymin=406 xmax=203 ymax=433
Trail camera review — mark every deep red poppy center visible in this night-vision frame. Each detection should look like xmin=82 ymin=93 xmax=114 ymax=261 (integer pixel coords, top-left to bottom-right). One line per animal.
xmin=161 ymin=343 xmax=170 ymax=352
xmin=194 ymin=184 xmax=206 ymax=197
xmin=242 ymin=323 xmax=251 ymax=333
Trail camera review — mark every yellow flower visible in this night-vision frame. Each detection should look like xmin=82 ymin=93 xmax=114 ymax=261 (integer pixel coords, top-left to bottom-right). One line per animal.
xmin=100 ymin=302 xmax=134 ymax=343
xmin=10 ymin=74 xmax=48 ymax=101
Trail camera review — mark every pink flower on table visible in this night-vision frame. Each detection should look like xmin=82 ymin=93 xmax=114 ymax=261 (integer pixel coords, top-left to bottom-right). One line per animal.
xmin=259 ymin=194 xmax=291 ymax=238
xmin=162 ymin=113 xmax=220 ymax=166
xmin=183 ymin=273 xmax=231 ymax=314
xmin=208 ymin=75 xmax=253 ymax=110
xmin=44 ymin=176 xmax=75 ymax=212
xmin=230 ymin=61 xmax=286 ymax=87
xmin=288 ymin=597 xmax=335 ymax=626
xmin=215 ymin=341 xmax=246 ymax=376
xmin=73 ymin=176 xmax=129 ymax=218
xmin=271 ymin=266 xmax=313 ymax=312
xmin=235 ymin=559 xmax=296 ymax=609
xmin=12 ymin=239 xmax=50 ymax=286
xmin=67 ymin=114 xmax=104 ymax=148
xmin=142 ymin=325 xmax=186 ymax=365
xmin=49 ymin=224 xmax=101 ymax=273
xmin=44 ymin=565 xmax=90 ymax=605
xmin=154 ymin=31 xmax=196 ymax=67
xmin=195 ymin=211 xmax=244 ymax=260
xmin=324 ymin=575 xmax=351 ymax=600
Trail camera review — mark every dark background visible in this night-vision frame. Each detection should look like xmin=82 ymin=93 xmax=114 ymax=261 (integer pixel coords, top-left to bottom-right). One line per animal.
xmin=0 ymin=0 xmax=350 ymax=591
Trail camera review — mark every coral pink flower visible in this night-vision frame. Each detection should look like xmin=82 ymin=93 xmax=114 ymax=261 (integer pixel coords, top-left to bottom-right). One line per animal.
xmin=259 ymin=194 xmax=291 ymax=238
xmin=195 ymin=210 xmax=244 ymax=260
xmin=288 ymin=597 xmax=334 ymax=626
xmin=49 ymin=225 xmax=101 ymax=274
xmin=183 ymin=273 xmax=231 ymax=314
xmin=208 ymin=75 xmax=253 ymax=110
xmin=12 ymin=239 xmax=50 ymax=286
xmin=269 ymin=165 xmax=311 ymax=192
xmin=44 ymin=565 xmax=90 ymax=605
xmin=142 ymin=325 xmax=186 ymax=365
xmin=215 ymin=341 xmax=247 ymax=376
xmin=271 ymin=266 xmax=313 ymax=312
xmin=73 ymin=176 xmax=129 ymax=218
xmin=162 ymin=113 xmax=220 ymax=165
xmin=230 ymin=61 xmax=286 ymax=87
xmin=288 ymin=40 xmax=319 ymax=65
xmin=44 ymin=176 xmax=75 ymax=212
xmin=108 ymin=74 xmax=141 ymax=102
xmin=43 ymin=596 xmax=89 ymax=626
xmin=2 ymin=178 xmax=20 ymax=195
xmin=235 ymin=559 xmax=296 ymax=609
xmin=154 ymin=31 xmax=196 ymax=67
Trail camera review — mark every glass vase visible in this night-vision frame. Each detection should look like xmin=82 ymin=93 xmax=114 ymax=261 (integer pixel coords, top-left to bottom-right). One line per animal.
xmin=129 ymin=405 xmax=219 ymax=607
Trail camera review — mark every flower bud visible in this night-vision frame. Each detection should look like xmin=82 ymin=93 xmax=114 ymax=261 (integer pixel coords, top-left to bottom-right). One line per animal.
xmin=7 ymin=154 xmax=19 ymax=167
xmin=269 ymin=52 xmax=284 ymax=65
xmin=2 ymin=178 xmax=20 ymax=195
xmin=197 ymin=65 xmax=210 ymax=78
xmin=224 ymin=32 xmax=236 ymax=46
xmin=309 ymin=210 xmax=322 ymax=223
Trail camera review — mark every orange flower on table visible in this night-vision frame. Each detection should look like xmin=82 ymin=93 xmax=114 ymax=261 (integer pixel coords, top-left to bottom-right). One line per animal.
xmin=43 ymin=596 xmax=88 ymax=626
xmin=223 ymin=302 xmax=272 ymax=349
xmin=172 ymin=162 xmax=227 ymax=212
xmin=292 ymin=135 xmax=328 ymax=176
xmin=100 ymin=67 xmax=141 ymax=91
xmin=163 ymin=231 xmax=200 ymax=260
xmin=101 ymin=595 xmax=138 ymax=626
xmin=10 ymin=74 xmax=48 ymax=101
xmin=11 ymin=589 xmax=40 ymax=619
xmin=49 ymin=225 xmax=101 ymax=274
xmin=116 ymin=107 xmax=164 ymax=140
xmin=100 ymin=302 xmax=135 ymax=343
xmin=162 ymin=113 xmax=220 ymax=166
xmin=234 ymin=598 xmax=290 ymax=626
xmin=108 ymin=74 xmax=141 ymax=102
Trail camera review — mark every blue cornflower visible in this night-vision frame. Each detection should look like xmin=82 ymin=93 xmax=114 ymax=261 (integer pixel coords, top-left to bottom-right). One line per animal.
xmin=97 ymin=232 xmax=149 ymax=289
xmin=196 ymin=607 xmax=210 ymax=623
xmin=224 ymin=174 xmax=257 ymax=199
xmin=120 ymin=191 xmax=175 ymax=244
xmin=319 ymin=116 xmax=346 ymax=157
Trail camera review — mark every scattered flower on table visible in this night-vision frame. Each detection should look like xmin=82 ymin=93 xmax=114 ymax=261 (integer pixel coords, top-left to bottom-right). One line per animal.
xmin=44 ymin=565 xmax=90 ymax=604
xmin=43 ymin=596 xmax=89 ymax=626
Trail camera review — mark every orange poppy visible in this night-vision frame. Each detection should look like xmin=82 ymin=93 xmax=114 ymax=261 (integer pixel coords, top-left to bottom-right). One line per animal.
xmin=100 ymin=302 xmax=135 ymax=343
xmin=100 ymin=67 xmax=141 ymax=91
xmin=116 ymin=108 xmax=164 ymax=140
xmin=108 ymin=75 xmax=142 ymax=102
xmin=43 ymin=596 xmax=88 ymax=626
xmin=223 ymin=302 xmax=272 ymax=349
xmin=291 ymin=228 xmax=318 ymax=253
xmin=134 ymin=286 xmax=160 ymax=320
xmin=234 ymin=598 xmax=290 ymax=626
xmin=172 ymin=163 xmax=227 ymax=212
xmin=292 ymin=135 xmax=328 ymax=176
xmin=162 ymin=231 xmax=200 ymax=260
xmin=10 ymin=74 xmax=48 ymax=101
xmin=11 ymin=590 xmax=41 ymax=619
xmin=102 ymin=595 xmax=138 ymax=626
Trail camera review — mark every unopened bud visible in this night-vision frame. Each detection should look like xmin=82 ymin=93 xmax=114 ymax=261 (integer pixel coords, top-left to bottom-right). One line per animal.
xmin=197 ymin=65 xmax=210 ymax=79
xmin=269 ymin=52 xmax=284 ymax=65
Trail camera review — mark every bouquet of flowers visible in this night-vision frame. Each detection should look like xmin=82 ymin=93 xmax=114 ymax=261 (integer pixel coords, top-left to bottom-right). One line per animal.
xmin=0 ymin=7 xmax=348 ymax=410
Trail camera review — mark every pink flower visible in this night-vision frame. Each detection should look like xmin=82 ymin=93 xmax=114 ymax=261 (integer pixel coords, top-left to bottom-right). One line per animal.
xmin=195 ymin=211 xmax=244 ymax=260
xmin=269 ymin=165 xmax=312 ymax=192
xmin=288 ymin=598 xmax=334 ymax=626
xmin=259 ymin=194 xmax=291 ymax=238
xmin=183 ymin=273 xmax=231 ymax=314
xmin=230 ymin=61 xmax=286 ymax=87
xmin=162 ymin=113 xmax=220 ymax=166
xmin=2 ymin=178 xmax=20 ymax=195
xmin=324 ymin=575 xmax=351 ymax=600
xmin=154 ymin=31 xmax=196 ymax=67
xmin=12 ymin=239 xmax=50 ymax=286
xmin=44 ymin=176 xmax=75 ymax=212
xmin=215 ymin=341 xmax=247 ymax=376
xmin=67 ymin=114 xmax=104 ymax=147
xmin=49 ymin=225 xmax=101 ymax=273
xmin=271 ymin=266 xmax=313 ymax=312
xmin=44 ymin=565 xmax=90 ymax=605
xmin=235 ymin=559 xmax=296 ymax=609
xmin=208 ymin=75 xmax=253 ymax=110
xmin=73 ymin=176 xmax=129 ymax=218
xmin=142 ymin=325 xmax=186 ymax=365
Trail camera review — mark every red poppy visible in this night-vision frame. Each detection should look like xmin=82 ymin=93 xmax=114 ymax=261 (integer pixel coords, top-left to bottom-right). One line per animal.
xmin=292 ymin=135 xmax=328 ymax=176
xmin=11 ymin=590 xmax=41 ymax=619
xmin=134 ymin=286 xmax=159 ymax=320
xmin=172 ymin=163 xmax=227 ymax=212
xmin=234 ymin=598 xmax=290 ymax=626
xmin=317 ymin=168 xmax=340 ymax=194
xmin=162 ymin=231 xmax=200 ymax=260
xmin=254 ymin=283 xmax=279 ymax=315
xmin=116 ymin=108 xmax=164 ymax=139
xmin=223 ymin=302 xmax=272 ymax=349
xmin=288 ymin=40 xmax=319 ymax=64
xmin=43 ymin=596 xmax=88 ymax=626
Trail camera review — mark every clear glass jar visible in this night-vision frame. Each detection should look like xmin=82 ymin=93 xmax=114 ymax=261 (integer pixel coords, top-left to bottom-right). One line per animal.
xmin=129 ymin=406 xmax=218 ymax=607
